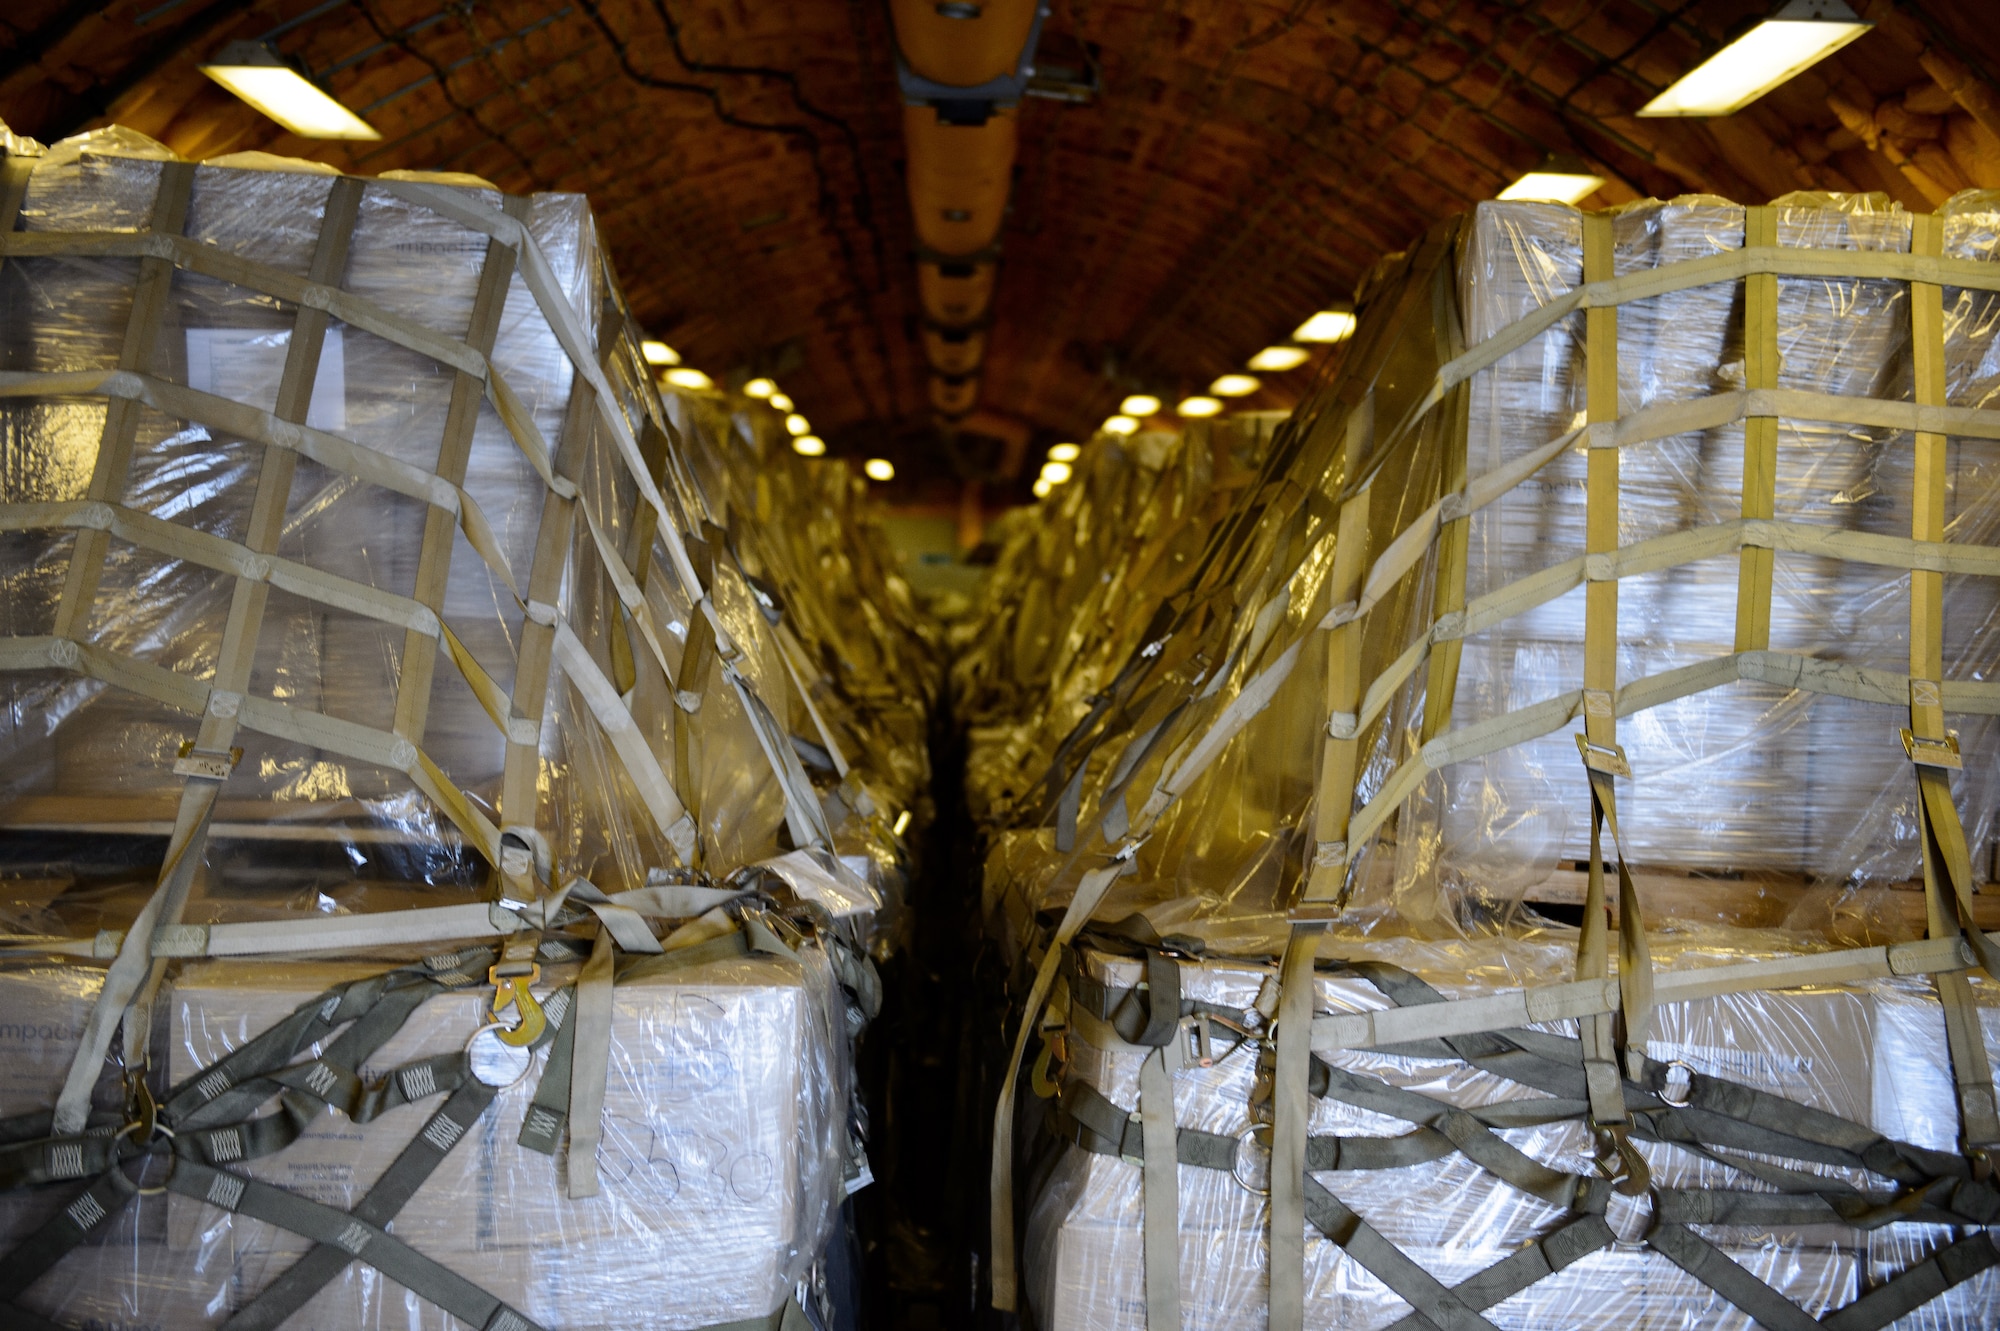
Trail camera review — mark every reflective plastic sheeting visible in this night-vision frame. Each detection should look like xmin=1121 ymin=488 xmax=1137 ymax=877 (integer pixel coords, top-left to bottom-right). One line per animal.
xmin=1442 ymin=194 xmax=2000 ymax=890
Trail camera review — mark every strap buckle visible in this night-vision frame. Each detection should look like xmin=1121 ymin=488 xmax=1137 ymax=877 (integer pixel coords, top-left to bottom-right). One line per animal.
xmin=172 ymin=740 xmax=243 ymax=780
xmin=487 ymin=962 xmax=546 ymax=1048
xmin=1900 ymin=728 xmax=1962 ymax=771
xmin=1574 ymin=733 xmax=1630 ymax=777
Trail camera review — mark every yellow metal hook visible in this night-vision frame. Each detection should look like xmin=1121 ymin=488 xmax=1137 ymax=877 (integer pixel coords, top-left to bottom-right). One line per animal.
xmin=488 ymin=962 xmax=546 ymax=1047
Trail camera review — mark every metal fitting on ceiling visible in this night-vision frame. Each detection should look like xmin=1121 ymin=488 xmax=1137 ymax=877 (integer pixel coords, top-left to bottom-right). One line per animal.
xmin=929 ymin=373 xmax=981 ymax=417
xmin=904 ymin=104 xmax=1017 ymax=255
xmin=923 ymin=325 xmax=988 ymax=376
xmin=917 ymin=258 xmax=998 ymax=325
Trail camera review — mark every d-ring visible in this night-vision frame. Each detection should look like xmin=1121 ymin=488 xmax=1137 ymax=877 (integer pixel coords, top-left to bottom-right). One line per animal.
xmin=466 ymin=1022 xmax=538 ymax=1090
xmin=1659 ymin=1060 xmax=1696 ymax=1108
xmin=1230 ymin=1122 xmax=1273 ymax=1197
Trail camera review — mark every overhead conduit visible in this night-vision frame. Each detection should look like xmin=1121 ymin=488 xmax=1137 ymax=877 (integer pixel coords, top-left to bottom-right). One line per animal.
xmin=889 ymin=0 xmax=1045 ymax=424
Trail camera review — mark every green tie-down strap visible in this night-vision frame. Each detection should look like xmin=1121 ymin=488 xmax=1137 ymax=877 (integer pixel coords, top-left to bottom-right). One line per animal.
xmin=218 ymin=1077 xmax=499 ymax=1331
xmin=0 ymin=948 xmax=539 ymax=1328
xmin=166 ymin=1155 xmax=545 ymax=1331
xmin=1047 ymin=950 xmax=2000 ymax=1330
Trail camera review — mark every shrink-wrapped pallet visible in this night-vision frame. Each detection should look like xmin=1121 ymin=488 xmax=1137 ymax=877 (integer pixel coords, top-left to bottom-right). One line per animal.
xmin=1025 ymin=936 xmax=2000 ymax=1331
xmin=975 ymin=188 xmax=2000 ymax=1331
xmin=0 ymin=124 xmax=920 ymax=1331
xmin=1446 ymin=195 xmax=2000 ymax=886
xmin=5 ymin=946 xmax=849 ymax=1331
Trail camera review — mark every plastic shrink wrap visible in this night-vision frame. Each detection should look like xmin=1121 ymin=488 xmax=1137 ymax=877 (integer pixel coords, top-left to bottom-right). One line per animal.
xmin=973 ymin=190 xmax=2000 ymax=1331
xmin=0 ymin=125 xmax=928 ymax=1330
xmin=955 ymin=413 xmax=1280 ymax=832
xmin=1026 ymin=933 xmax=2000 ymax=1331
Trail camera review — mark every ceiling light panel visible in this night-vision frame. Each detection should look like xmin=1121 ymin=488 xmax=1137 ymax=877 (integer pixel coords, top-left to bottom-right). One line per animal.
xmin=1641 ymin=2 xmax=1870 ymax=117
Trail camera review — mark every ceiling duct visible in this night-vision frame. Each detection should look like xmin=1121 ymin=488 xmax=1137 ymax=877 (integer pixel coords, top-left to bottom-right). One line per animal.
xmin=890 ymin=2 xmax=1047 ymax=425
xmin=891 ymin=0 xmax=1042 ymax=88
xmin=904 ymin=104 xmax=1017 ymax=256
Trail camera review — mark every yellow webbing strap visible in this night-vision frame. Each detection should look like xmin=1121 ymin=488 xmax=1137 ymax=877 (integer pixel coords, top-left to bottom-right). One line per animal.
xmin=50 ymin=162 xmax=200 ymax=1137
xmin=1907 ymin=213 xmax=2000 ymax=1150
xmin=1267 ymin=925 xmax=1322 ymax=1331
xmin=1420 ymin=375 xmax=1471 ymax=746
xmin=1371 ymin=240 xmax=2000 ymax=472
xmin=501 ymin=354 xmax=594 ymax=857
xmin=1735 ymin=207 xmax=1780 ymax=651
xmin=990 ymin=857 xmax=1127 ymax=1311
xmin=1302 ymin=407 xmax=1373 ymax=902
xmin=392 ymin=196 xmax=528 ymax=767
xmin=1575 ymin=214 xmax=1638 ymax=1149
xmin=118 ymin=177 xmax=371 ymax=1081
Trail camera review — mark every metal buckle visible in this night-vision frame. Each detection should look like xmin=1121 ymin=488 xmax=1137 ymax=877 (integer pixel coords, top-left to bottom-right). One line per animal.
xmin=172 ymin=740 xmax=242 ymax=780
xmin=1575 ymin=733 xmax=1631 ymax=777
xmin=1900 ymin=729 xmax=1962 ymax=771
xmin=116 ymin=1079 xmax=178 ymax=1196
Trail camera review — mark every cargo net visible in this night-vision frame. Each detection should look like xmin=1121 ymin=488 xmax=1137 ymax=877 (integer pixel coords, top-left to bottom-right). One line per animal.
xmin=985 ymin=192 xmax=2000 ymax=1328
xmin=0 ymin=132 xmax=902 ymax=1330
xmin=0 ymin=137 xmax=856 ymax=921
xmin=1033 ymin=931 xmax=1998 ymax=1331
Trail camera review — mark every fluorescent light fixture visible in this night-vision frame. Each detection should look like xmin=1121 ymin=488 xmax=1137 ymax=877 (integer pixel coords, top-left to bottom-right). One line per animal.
xmin=1640 ymin=0 xmax=1870 ymax=118
xmin=863 ymin=458 xmax=895 ymax=482
xmin=1032 ymin=477 xmax=1054 ymax=498
xmin=768 ymin=393 xmax=794 ymax=413
xmin=1177 ymin=396 xmax=1222 ymax=418
xmin=663 ymin=367 xmax=713 ymax=391
xmin=1211 ymin=374 xmax=1260 ymax=397
xmin=1292 ymin=310 xmax=1356 ymax=343
xmin=785 ymin=413 xmax=811 ymax=436
xmin=1119 ymin=394 xmax=1162 ymax=417
xmin=200 ymin=41 xmax=380 ymax=141
xmin=1047 ymin=442 xmax=1080 ymax=462
xmin=792 ymin=435 xmax=826 ymax=457
xmin=744 ymin=377 xmax=777 ymax=398
xmin=1040 ymin=460 xmax=1073 ymax=485
xmin=641 ymin=340 xmax=680 ymax=366
xmin=1497 ymin=155 xmax=1606 ymax=205
xmin=1103 ymin=415 xmax=1140 ymax=436
xmin=1247 ymin=345 xmax=1310 ymax=372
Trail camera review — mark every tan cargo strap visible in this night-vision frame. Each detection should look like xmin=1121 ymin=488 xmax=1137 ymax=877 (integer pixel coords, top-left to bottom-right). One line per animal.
xmin=990 ymin=853 xmax=1130 ymax=1311
xmin=1266 ymin=925 xmax=1319 ymax=1331
xmin=1572 ymin=214 xmax=1647 ymax=1186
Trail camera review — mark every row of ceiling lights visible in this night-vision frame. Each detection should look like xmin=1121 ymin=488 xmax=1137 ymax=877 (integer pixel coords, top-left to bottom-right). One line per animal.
xmin=643 ymin=341 xmax=898 ymax=482
xmin=1024 ymin=305 xmax=1360 ymax=499
xmin=1032 ymin=7 xmax=1877 ymax=495
xmin=186 ymin=0 xmax=1873 ymax=515
xmin=1088 ymin=307 xmax=1358 ymax=441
